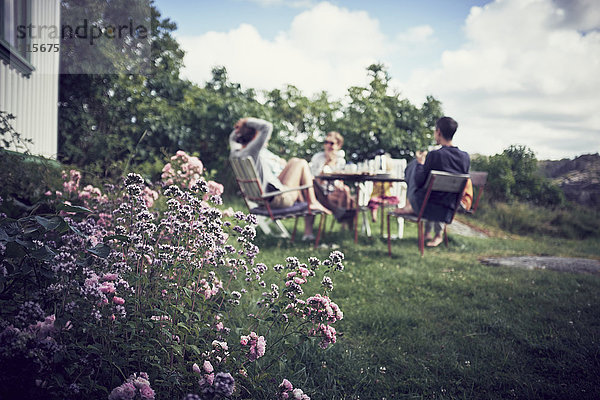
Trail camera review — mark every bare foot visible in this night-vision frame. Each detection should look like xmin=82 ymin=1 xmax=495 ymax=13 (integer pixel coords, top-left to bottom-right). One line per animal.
xmin=310 ymin=203 xmax=332 ymax=215
xmin=426 ymin=235 xmax=444 ymax=247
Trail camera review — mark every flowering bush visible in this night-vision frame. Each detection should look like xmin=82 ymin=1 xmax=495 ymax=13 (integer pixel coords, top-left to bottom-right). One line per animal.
xmin=0 ymin=154 xmax=344 ymax=399
xmin=161 ymin=150 xmax=204 ymax=189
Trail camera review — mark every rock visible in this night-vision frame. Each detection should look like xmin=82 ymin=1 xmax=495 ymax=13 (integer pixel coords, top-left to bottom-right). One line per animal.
xmin=538 ymin=153 xmax=600 ymax=207
xmin=481 ymin=256 xmax=600 ymax=275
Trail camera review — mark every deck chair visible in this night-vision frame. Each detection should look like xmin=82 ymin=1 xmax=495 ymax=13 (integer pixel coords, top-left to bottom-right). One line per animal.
xmin=387 ymin=170 xmax=469 ymax=256
xmin=230 ymin=157 xmax=325 ymax=247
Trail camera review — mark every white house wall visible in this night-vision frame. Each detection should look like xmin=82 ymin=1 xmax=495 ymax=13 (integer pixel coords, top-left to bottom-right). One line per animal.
xmin=0 ymin=0 xmax=60 ymax=159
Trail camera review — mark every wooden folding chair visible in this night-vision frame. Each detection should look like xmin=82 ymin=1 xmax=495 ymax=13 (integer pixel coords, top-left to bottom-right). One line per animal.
xmin=230 ymin=157 xmax=325 ymax=248
xmin=387 ymin=170 xmax=469 ymax=256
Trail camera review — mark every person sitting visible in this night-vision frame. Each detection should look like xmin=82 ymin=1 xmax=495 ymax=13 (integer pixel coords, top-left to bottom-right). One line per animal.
xmin=310 ymin=131 xmax=354 ymax=210
xmin=229 ymin=117 xmax=331 ymax=240
xmin=394 ymin=116 xmax=470 ymax=247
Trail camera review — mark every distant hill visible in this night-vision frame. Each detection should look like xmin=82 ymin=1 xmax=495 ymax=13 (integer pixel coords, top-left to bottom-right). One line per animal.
xmin=538 ymin=153 xmax=600 ymax=207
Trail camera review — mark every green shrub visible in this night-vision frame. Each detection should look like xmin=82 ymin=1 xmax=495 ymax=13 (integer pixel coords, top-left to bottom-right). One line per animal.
xmin=474 ymin=199 xmax=600 ymax=239
xmin=0 ymin=150 xmax=63 ymax=217
xmin=472 ymin=145 xmax=565 ymax=207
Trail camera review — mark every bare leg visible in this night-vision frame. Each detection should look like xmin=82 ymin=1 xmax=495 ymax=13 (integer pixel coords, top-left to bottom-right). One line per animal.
xmin=278 ymin=158 xmax=331 ymax=215
xmin=278 ymin=158 xmax=330 ymax=237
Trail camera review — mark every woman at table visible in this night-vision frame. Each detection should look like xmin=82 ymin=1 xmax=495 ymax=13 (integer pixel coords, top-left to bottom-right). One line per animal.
xmin=310 ymin=131 xmax=354 ymax=210
xmin=229 ymin=117 xmax=331 ymax=240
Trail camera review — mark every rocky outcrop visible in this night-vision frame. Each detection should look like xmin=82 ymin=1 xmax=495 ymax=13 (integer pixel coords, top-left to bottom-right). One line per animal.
xmin=538 ymin=154 xmax=600 ymax=207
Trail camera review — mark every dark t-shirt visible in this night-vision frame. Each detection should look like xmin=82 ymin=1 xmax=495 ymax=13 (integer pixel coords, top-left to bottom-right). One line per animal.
xmin=414 ymin=146 xmax=470 ymax=220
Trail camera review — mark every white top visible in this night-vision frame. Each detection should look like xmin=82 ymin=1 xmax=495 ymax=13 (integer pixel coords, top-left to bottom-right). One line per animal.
xmin=309 ymin=150 xmax=346 ymax=177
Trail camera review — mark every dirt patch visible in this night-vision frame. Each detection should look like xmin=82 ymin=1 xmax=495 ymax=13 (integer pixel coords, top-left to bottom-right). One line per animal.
xmin=481 ymin=256 xmax=600 ymax=276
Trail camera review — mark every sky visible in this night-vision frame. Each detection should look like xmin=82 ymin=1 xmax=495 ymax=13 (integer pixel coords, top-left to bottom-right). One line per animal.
xmin=152 ymin=0 xmax=600 ymax=160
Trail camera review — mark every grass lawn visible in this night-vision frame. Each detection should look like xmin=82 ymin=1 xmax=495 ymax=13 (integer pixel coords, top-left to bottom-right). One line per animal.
xmin=241 ymin=206 xmax=600 ymax=400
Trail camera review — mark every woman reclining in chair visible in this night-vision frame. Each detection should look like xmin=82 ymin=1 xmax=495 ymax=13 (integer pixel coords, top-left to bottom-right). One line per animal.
xmin=229 ymin=117 xmax=331 ymax=240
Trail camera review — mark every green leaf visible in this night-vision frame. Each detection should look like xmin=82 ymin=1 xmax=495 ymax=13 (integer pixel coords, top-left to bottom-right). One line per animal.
xmin=34 ymin=216 xmax=63 ymax=231
xmin=87 ymin=243 xmax=111 ymax=258
xmin=188 ymin=344 xmax=201 ymax=355
xmin=57 ymin=203 xmax=92 ymax=213
xmin=31 ymin=245 xmax=56 ymax=261
xmin=177 ymin=322 xmax=191 ymax=334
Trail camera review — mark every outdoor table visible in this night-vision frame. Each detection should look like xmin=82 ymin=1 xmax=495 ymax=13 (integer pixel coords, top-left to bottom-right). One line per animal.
xmin=315 ymin=173 xmax=406 ymax=243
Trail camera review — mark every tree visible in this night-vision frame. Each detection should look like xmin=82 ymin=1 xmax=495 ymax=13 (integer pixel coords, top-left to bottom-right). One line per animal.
xmin=57 ymin=0 xmax=187 ymax=179
xmin=472 ymin=145 xmax=565 ymax=206
xmin=336 ymin=64 xmax=442 ymax=161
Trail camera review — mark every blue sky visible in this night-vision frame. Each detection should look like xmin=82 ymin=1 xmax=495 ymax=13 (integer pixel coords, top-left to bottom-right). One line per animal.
xmin=152 ymin=0 xmax=600 ymax=160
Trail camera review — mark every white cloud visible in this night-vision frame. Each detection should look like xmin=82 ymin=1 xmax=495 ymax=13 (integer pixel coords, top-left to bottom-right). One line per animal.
xmin=395 ymin=25 xmax=434 ymax=43
xmin=399 ymin=0 xmax=600 ymax=159
xmin=178 ymin=2 xmax=385 ymax=98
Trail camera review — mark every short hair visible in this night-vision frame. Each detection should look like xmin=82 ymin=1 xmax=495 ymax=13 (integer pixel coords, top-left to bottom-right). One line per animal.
xmin=235 ymin=124 xmax=256 ymax=145
xmin=327 ymin=131 xmax=344 ymax=148
xmin=436 ymin=117 xmax=458 ymax=141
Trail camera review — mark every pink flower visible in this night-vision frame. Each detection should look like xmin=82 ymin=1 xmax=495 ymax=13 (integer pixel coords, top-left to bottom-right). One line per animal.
xmin=188 ymin=156 xmax=203 ymax=169
xmin=256 ymin=335 xmax=266 ymax=357
xmin=193 ymin=363 xmax=201 ymax=375
xmin=139 ymin=384 xmax=155 ymax=400
xmin=113 ymin=296 xmax=125 ymax=305
xmin=102 ymin=273 xmax=118 ymax=281
xmin=207 ymin=180 xmax=223 ymax=195
xmin=203 ymin=360 xmax=213 ymax=373
xmin=216 ymin=322 xmax=224 ymax=331
xmin=280 ymin=379 xmax=293 ymax=391
xmin=99 ymin=282 xmax=116 ymax=293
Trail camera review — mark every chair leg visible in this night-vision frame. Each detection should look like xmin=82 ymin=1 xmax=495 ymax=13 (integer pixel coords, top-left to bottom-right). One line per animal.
xmin=361 ymin=209 xmax=372 ymax=237
xmin=315 ymin=214 xmax=325 ymax=249
xmin=418 ymin=221 xmax=425 ymax=256
xmin=387 ymin=213 xmax=392 ymax=257
xmin=274 ymin=220 xmax=291 ymax=238
xmin=291 ymin=217 xmax=299 ymax=242
xmin=329 ymin=215 xmax=336 ymax=231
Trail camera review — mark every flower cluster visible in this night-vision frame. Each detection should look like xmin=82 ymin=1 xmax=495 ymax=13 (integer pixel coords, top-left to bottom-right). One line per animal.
xmin=161 ymin=150 xmax=204 ymax=189
xmin=108 ymin=372 xmax=155 ymax=400
xmin=278 ymin=379 xmax=310 ymax=400
xmin=0 ymin=315 xmax=66 ymax=395
xmin=1 ymin=151 xmax=346 ymax=399
xmin=192 ymin=361 xmax=235 ymax=400
xmin=240 ymin=331 xmax=266 ymax=362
